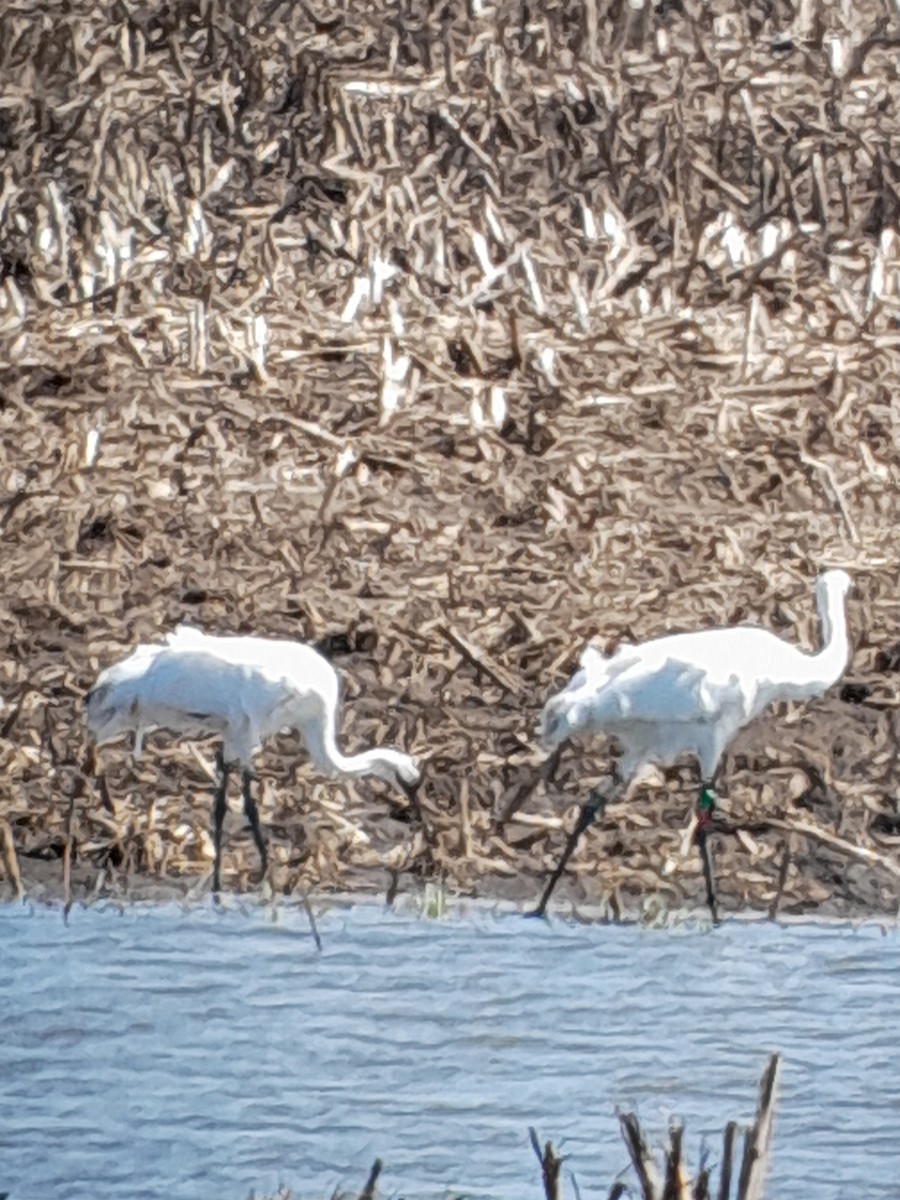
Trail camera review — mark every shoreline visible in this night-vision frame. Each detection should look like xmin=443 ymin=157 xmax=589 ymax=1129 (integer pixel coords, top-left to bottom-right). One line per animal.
xmin=4 ymin=854 xmax=899 ymax=930
xmin=5 ymin=734 xmax=900 ymax=926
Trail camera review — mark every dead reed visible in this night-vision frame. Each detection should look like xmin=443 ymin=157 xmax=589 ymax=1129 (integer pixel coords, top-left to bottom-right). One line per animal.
xmin=0 ymin=0 xmax=899 ymax=914
xmin=249 ymin=1054 xmax=782 ymax=1198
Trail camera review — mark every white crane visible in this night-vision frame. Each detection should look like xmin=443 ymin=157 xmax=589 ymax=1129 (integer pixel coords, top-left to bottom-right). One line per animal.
xmin=532 ymin=569 xmax=852 ymax=921
xmin=86 ymin=625 xmax=422 ymax=893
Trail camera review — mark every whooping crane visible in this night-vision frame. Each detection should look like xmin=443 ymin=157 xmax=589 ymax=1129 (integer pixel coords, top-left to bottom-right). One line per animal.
xmin=532 ymin=569 xmax=853 ymax=922
xmin=86 ymin=625 xmax=422 ymax=893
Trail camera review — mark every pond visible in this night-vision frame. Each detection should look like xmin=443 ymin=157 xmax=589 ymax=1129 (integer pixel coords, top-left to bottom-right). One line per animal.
xmin=1 ymin=899 xmax=897 ymax=1199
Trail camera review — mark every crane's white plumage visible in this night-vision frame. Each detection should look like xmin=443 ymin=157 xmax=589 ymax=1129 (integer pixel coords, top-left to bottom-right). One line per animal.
xmin=88 ymin=625 xmax=420 ymax=785
xmin=86 ymin=625 xmax=421 ymax=891
xmin=539 ymin=569 xmax=851 ymax=777
xmin=533 ymin=569 xmax=852 ymax=919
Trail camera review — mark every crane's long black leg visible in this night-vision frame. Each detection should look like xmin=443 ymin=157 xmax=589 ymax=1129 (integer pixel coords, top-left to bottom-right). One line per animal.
xmin=241 ymin=768 xmax=268 ymax=878
xmin=527 ymin=786 xmax=612 ymax=919
xmin=694 ymin=785 xmax=719 ymax=925
xmin=212 ymin=748 xmax=231 ymax=895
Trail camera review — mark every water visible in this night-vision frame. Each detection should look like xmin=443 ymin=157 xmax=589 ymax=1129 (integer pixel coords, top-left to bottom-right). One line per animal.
xmin=2 ymin=900 xmax=898 ymax=1200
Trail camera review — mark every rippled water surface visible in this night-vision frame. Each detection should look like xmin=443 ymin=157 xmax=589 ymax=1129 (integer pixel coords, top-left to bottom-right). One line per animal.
xmin=2 ymin=900 xmax=898 ymax=1199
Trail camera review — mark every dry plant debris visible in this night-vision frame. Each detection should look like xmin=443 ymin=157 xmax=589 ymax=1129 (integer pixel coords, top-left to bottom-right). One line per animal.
xmin=250 ymin=1055 xmax=782 ymax=1198
xmin=612 ymin=1053 xmax=780 ymax=1200
xmin=0 ymin=0 xmax=899 ymax=915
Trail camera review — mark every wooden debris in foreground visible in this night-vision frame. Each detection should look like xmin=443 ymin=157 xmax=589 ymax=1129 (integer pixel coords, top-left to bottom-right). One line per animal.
xmin=618 ymin=1054 xmax=781 ymax=1200
xmin=529 ymin=1125 xmax=563 ymax=1200
xmin=736 ymin=1055 xmax=781 ymax=1200
xmin=356 ymin=1157 xmax=382 ymax=1200
xmin=249 ymin=1056 xmax=782 ymax=1199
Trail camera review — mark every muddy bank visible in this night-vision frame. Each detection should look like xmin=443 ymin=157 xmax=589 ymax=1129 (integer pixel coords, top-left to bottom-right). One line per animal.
xmin=1 ymin=0 xmax=899 ymax=917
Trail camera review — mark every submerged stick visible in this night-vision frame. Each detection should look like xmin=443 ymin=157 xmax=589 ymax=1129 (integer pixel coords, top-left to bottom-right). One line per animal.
xmin=299 ymin=886 xmax=323 ymax=953
xmin=357 ymin=1157 xmax=382 ymax=1200
xmin=516 ymin=1057 xmax=780 ymax=1200
xmin=663 ymin=1123 xmax=687 ymax=1199
xmin=717 ymin=1121 xmax=737 ymax=1200
xmin=737 ymin=1053 xmax=780 ymax=1200
xmin=528 ymin=1127 xmax=563 ymax=1200
xmin=618 ymin=1111 xmax=663 ymax=1200
xmin=693 ymin=1161 xmax=711 ymax=1199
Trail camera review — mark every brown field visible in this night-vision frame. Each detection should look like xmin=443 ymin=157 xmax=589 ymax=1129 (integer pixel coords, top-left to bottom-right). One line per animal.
xmin=1 ymin=0 xmax=899 ymax=917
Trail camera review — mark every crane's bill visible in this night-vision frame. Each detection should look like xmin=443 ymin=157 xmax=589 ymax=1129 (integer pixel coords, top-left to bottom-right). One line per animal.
xmin=526 ymin=786 xmax=612 ymax=919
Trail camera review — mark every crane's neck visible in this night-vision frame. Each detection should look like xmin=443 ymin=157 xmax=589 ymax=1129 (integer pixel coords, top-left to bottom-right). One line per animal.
xmin=328 ymin=744 xmax=397 ymax=779
xmin=784 ymin=576 xmax=850 ymax=700
xmin=305 ymin=701 xmax=419 ymax=788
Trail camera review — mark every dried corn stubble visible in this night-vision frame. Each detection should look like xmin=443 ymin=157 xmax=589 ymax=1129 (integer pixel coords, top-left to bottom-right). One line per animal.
xmin=0 ymin=0 xmax=898 ymax=914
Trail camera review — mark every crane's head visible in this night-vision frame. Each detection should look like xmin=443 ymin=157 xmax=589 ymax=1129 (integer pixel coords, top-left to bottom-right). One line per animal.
xmin=816 ymin=568 xmax=851 ymax=601
xmin=84 ymin=642 xmax=162 ymax=744
xmin=85 ymin=679 xmax=129 ymax=744
xmin=374 ymin=749 xmax=422 ymax=795
xmin=537 ymin=695 xmax=574 ymax=752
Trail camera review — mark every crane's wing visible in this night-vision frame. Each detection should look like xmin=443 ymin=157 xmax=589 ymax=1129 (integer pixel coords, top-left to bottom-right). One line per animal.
xmin=566 ymin=640 xmax=638 ymax=691
xmin=592 ymin=651 xmax=742 ymax=725
xmin=538 ymin=640 xmax=644 ymax=747
xmin=166 ymin=624 xmax=208 ymax=650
